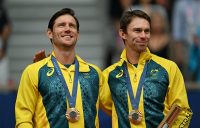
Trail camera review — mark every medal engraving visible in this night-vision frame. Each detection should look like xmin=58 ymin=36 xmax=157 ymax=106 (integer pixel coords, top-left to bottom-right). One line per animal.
xmin=128 ymin=110 xmax=142 ymax=124
xmin=66 ymin=108 xmax=80 ymax=122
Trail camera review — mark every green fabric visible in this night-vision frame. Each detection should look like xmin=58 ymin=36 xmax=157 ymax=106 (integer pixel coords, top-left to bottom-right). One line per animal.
xmin=38 ymin=64 xmax=69 ymax=128
xmin=133 ymin=64 xmax=138 ymax=67
xmin=64 ymin=64 xmax=71 ymax=68
xmin=144 ymin=60 xmax=169 ymax=128
xmin=108 ymin=60 xmax=169 ymax=128
xmin=108 ymin=66 xmax=131 ymax=128
xmin=38 ymin=64 xmax=99 ymax=128
xmin=79 ymin=66 xmax=99 ymax=128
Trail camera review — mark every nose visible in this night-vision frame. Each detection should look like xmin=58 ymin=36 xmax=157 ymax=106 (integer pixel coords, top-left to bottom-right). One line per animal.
xmin=65 ymin=25 xmax=70 ymax=30
xmin=140 ymin=31 xmax=146 ymax=38
xmin=64 ymin=25 xmax=71 ymax=33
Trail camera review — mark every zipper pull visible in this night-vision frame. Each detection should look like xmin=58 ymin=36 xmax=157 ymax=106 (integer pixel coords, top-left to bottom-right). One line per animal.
xmin=133 ymin=73 xmax=137 ymax=82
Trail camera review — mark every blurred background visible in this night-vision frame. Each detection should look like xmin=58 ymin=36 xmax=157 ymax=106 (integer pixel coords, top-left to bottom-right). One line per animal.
xmin=0 ymin=0 xmax=200 ymax=127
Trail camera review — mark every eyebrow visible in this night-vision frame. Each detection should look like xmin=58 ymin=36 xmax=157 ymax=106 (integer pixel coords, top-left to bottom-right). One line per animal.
xmin=133 ymin=28 xmax=150 ymax=31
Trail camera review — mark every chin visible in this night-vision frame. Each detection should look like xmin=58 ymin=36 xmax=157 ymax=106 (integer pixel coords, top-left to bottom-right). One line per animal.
xmin=63 ymin=42 xmax=75 ymax=46
xmin=137 ymin=47 xmax=146 ymax=52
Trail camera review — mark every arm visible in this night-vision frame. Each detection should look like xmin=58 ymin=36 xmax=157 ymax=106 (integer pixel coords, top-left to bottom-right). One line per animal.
xmin=167 ymin=62 xmax=193 ymax=127
xmin=15 ymin=66 xmax=39 ymax=128
xmin=99 ymin=70 xmax=112 ymax=116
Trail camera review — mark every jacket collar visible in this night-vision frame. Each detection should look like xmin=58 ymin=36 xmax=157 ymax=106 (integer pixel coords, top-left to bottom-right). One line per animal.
xmin=120 ymin=48 xmax=152 ymax=65
xmin=46 ymin=52 xmax=90 ymax=72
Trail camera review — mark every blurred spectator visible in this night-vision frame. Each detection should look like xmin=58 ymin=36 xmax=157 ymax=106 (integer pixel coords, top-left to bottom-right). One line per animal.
xmin=105 ymin=0 xmax=134 ymax=67
xmin=154 ymin=0 xmax=169 ymax=9
xmin=131 ymin=0 xmax=155 ymax=15
xmin=149 ymin=11 xmax=170 ymax=59
xmin=108 ymin=0 xmax=133 ymax=32
xmin=172 ymin=0 xmax=200 ymax=81
xmin=188 ymin=26 xmax=200 ymax=83
xmin=131 ymin=0 xmax=169 ymax=23
xmin=154 ymin=0 xmax=173 ymax=24
xmin=0 ymin=0 xmax=11 ymax=87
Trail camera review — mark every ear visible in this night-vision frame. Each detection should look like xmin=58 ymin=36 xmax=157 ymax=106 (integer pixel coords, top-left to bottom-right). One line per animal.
xmin=119 ymin=29 xmax=126 ymax=40
xmin=47 ymin=29 xmax=53 ymax=40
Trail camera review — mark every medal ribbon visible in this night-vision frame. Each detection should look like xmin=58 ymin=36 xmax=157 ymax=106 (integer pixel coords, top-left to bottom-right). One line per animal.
xmin=51 ymin=56 xmax=79 ymax=108
xmin=123 ymin=62 xmax=147 ymax=110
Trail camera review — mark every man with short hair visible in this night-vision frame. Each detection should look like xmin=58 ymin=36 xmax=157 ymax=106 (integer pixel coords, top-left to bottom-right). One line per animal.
xmin=15 ymin=8 xmax=103 ymax=128
xmin=101 ymin=9 xmax=192 ymax=128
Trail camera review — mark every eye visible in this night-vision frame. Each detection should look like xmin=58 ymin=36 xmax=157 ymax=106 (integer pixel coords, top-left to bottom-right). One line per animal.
xmin=69 ymin=23 xmax=76 ymax=29
xmin=134 ymin=28 xmax=142 ymax=33
xmin=144 ymin=29 xmax=150 ymax=34
xmin=57 ymin=23 xmax=65 ymax=27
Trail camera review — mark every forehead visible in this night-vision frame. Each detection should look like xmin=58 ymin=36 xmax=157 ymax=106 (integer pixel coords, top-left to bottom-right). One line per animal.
xmin=54 ymin=14 xmax=76 ymax=24
xmin=128 ymin=17 xmax=150 ymax=29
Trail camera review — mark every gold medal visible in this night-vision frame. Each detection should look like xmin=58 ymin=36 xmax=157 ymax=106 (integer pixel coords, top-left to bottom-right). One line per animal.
xmin=128 ymin=110 xmax=142 ymax=124
xmin=66 ymin=108 xmax=80 ymax=122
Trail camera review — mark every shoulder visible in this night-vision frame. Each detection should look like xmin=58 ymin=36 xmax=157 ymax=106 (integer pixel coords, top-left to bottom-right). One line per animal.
xmin=151 ymin=54 xmax=179 ymax=71
xmin=23 ymin=57 xmax=49 ymax=75
xmin=77 ymin=55 xmax=102 ymax=75
xmin=103 ymin=60 xmax=122 ymax=76
xmin=88 ymin=63 xmax=102 ymax=72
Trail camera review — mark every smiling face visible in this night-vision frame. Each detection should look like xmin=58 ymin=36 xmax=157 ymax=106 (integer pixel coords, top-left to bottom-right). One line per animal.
xmin=47 ymin=14 xmax=79 ymax=50
xmin=119 ymin=17 xmax=150 ymax=53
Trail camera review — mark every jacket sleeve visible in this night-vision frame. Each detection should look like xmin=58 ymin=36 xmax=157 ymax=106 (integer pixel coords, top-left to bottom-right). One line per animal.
xmin=99 ymin=69 xmax=112 ymax=116
xmin=15 ymin=66 xmax=39 ymax=128
xmin=167 ymin=62 xmax=193 ymax=127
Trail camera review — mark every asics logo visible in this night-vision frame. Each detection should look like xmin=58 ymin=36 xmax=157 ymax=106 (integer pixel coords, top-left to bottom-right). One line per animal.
xmin=116 ymin=70 xmax=124 ymax=78
xmin=47 ymin=68 xmax=54 ymax=76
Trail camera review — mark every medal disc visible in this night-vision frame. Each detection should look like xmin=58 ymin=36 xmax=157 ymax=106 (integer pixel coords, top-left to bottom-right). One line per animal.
xmin=66 ymin=108 xmax=80 ymax=122
xmin=128 ymin=110 xmax=142 ymax=124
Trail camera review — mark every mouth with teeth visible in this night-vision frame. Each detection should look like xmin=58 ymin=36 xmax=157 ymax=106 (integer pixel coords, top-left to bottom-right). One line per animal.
xmin=62 ymin=35 xmax=73 ymax=40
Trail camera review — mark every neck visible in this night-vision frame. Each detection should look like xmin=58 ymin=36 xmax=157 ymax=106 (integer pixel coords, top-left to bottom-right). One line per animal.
xmin=53 ymin=47 xmax=75 ymax=65
xmin=126 ymin=48 xmax=140 ymax=64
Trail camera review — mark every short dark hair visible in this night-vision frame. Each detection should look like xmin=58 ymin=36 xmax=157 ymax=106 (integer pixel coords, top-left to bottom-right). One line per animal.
xmin=119 ymin=10 xmax=151 ymax=32
xmin=48 ymin=8 xmax=79 ymax=31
